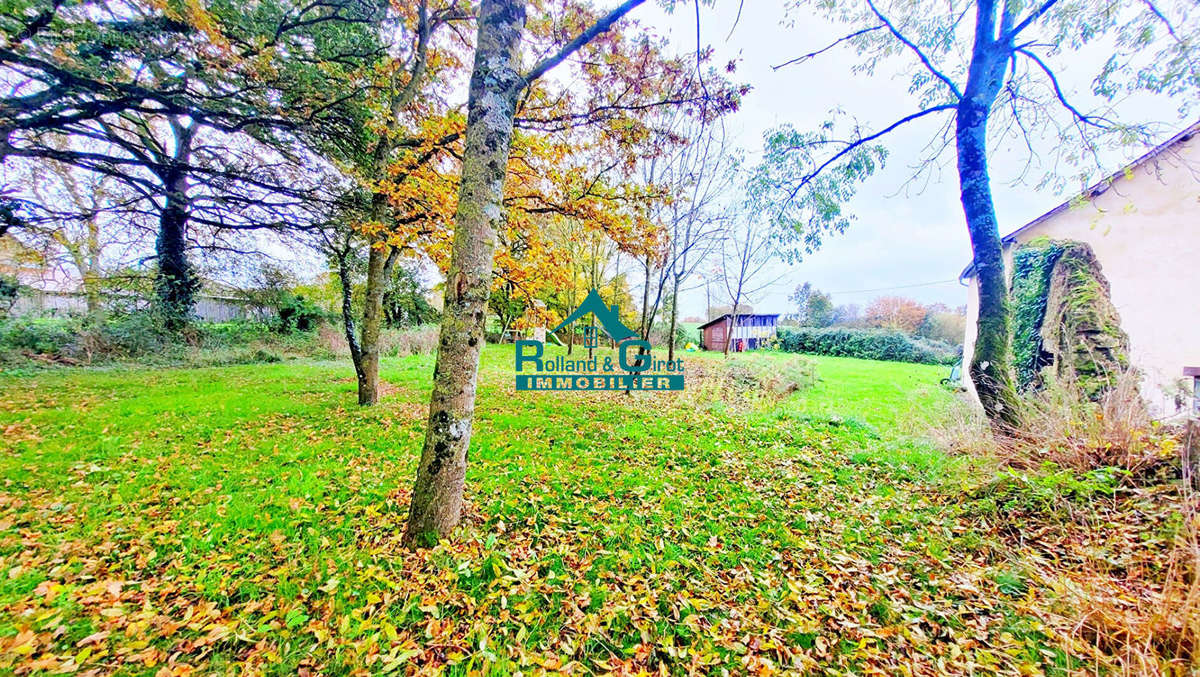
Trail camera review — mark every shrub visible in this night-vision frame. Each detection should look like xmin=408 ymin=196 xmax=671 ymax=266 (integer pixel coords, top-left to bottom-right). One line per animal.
xmin=938 ymin=368 xmax=1178 ymax=482
xmin=777 ymin=327 xmax=958 ymax=365
xmin=0 ymin=276 xmax=18 ymax=317
xmin=725 ymin=355 xmax=817 ymax=396
xmin=0 ymin=316 xmax=76 ymax=354
xmin=674 ymin=323 xmax=698 ymax=349
xmin=648 ymin=323 xmax=698 ymax=349
xmin=200 ymin=321 xmax=274 ymax=347
xmin=275 ymin=294 xmax=324 ymax=333
xmin=0 ymin=315 xmax=325 ymax=365
xmin=76 ymin=313 xmax=168 ymax=359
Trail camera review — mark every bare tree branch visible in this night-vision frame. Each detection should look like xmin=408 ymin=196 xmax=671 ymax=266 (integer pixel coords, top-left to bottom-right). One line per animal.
xmin=523 ymin=0 xmax=647 ymax=85
xmin=1016 ymin=47 xmax=1113 ymax=128
xmin=783 ymin=104 xmax=957 ymax=205
xmin=865 ymin=0 xmax=963 ymax=99
xmin=773 ymin=25 xmax=884 ymax=71
xmin=1003 ymin=0 xmax=1059 ymax=42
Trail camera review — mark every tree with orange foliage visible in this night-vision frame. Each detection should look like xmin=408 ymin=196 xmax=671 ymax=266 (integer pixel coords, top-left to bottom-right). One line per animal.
xmin=402 ymin=0 xmax=742 ymax=546
xmin=316 ymin=0 xmax=734 ymax=407
xmin=864 ymin=296 xmax=929 ymax=335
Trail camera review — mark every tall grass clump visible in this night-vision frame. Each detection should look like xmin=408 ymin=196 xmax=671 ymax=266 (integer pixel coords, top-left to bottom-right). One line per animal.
xmin=1062 ymin=423 xmax=1198 ymax=674
xmin=679 ymin=354 xmax=817 ymax=411
xmin=380 ymin=325 xmax=439 ymax=357
xmin=939 ymin=369 xmax=1176 ymax=480
xmin=938 ymin=370 xmax=1197 ymax=673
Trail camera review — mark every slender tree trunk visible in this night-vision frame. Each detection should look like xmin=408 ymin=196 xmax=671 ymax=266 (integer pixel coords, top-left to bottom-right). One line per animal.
xmin=957 ymin=24 xmax=1022 ymax=430
xmin=667 ymin=274 xmax=680 ymax=362
xmin=83 ymin=219 xmax=101 ymax=316
xmin=155 ymin=170 xmax=196 ymax=331
xmin=358 ymin=242 xmax=387 ymax=405
xmin=724 ymin=283 xmax=743 ymax=357
xmin=337 ymin=250 xmax=369 ymax=401
xmin=957 ymin=103 xmax=1021 ymax=429
xmin=639 ymin=253 xmax=652 ymax=341
xmin=588 ymin=315 xmax=596 ymax=360
xmin=404 ymin=0 xmax=525 ymax=547
xmin=720 ymin=309 xmax=729 ymax=355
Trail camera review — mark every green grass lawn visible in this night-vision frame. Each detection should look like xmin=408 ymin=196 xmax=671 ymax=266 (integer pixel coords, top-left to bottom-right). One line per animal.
xmin=0 ymin=345 xmax=1166 ymax=674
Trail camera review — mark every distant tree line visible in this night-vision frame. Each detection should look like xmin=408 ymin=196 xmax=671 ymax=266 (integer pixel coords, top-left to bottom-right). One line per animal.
xmin=782 ymin=281 xmax=966 ymax=347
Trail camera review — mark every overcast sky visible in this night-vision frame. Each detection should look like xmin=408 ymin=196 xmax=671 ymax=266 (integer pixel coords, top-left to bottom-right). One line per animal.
xmin=632 ymin=0 xmax=1193 ymax=319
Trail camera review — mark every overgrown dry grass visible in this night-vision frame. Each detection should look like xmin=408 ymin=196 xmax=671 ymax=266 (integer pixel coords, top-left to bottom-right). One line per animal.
xmin=664 ymin=352 xmax=818 ymax=411
xmin=939 ymin=370 xmax=1179 ymax=480
xmin=1064 ymin=423 xmax=1199 ymax=675
xmin=318 ymin=324 xmax=439 ymax=358
xmin=937 ymin=373 xmax=1199 ymax=674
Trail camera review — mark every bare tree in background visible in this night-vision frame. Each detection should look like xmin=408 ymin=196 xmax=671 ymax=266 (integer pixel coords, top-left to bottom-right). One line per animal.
xmin=717 ymin=217 xmax=776 ymax=356
xmin=661 ymin=113 xmax=739 ymax=361
xmin=632 ymin=106 xmax=738 ymax=355
xmin=7 ymin=146 xmax=147 ymax=313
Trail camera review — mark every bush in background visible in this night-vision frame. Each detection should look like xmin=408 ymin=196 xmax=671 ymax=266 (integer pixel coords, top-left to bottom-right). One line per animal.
xmin=0 ymin=276 xmax=18 ymax=318
xmin=275 ymin=294 xmax=325 ymax=333
xmin=777 ymin=327 xmax=959 ymax=365
xmin=0 ymin=315 xmax=77 ymax=354
xmin=674 ymin=323 xmax=699 ymax=348
xmin=0 ymin=313 xmax=333 ymax=368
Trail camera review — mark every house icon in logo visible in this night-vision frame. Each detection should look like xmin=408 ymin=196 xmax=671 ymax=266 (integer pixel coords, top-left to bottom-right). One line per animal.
xmin=552 ymin=288 xmax=637 ymax=342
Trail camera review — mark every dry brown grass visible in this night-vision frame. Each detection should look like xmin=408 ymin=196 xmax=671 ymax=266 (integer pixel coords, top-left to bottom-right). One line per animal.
xmin=938 ymin=369 xmax=1179 ymax=480
xmin=937 ymin=373 xmax=1198 ymax=674
xmin=317 ymin=323 xmax=348 ymax=355
xmin=317 ymin=324 xmax=439 ymax=358
xmin=672 ymin=354 xmax=817 ymax=410
xmin=1060 ymin=428 xmax=1198 ymax=675
xmin=380 ymin=325 xmax=438 ymax=357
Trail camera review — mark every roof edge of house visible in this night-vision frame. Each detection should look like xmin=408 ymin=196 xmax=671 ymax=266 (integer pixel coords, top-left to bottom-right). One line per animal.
xmin=959 ymin=118 xmax=1200 ymax=281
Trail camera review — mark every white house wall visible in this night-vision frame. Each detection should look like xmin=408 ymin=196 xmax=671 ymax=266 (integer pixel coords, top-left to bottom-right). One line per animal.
xmin=962 ymin=128 xmax=1200 ymax=417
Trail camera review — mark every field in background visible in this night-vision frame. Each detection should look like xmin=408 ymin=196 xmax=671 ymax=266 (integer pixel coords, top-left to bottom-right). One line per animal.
xmin=0 ymin=346 xmax=1186 ymax=674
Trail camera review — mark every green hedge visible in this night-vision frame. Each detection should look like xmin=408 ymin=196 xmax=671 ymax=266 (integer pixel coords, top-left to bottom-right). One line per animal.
xmin=0 ymin=315 xmax=304 ymax=365
xmin=777 ymin=327 xmax=959 ymax=365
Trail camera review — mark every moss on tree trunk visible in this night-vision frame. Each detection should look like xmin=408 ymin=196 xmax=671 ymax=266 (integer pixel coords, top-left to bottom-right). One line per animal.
xmin=956 ymin=43 xmax=1022 ymax=431
xmin=403 ymin=0 xmax=526 ymax=547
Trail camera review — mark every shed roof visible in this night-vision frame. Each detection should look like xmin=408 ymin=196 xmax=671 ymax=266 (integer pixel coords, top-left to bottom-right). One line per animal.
xmin=697 ymin=313 xmax=781 ymax=331
xmin=959 ymin=119 xmax=1200 ymax=281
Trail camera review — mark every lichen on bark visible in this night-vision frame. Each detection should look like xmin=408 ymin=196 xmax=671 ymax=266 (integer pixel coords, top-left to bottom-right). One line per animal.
xmin=402 ymin=0 xmax=525 ymax=548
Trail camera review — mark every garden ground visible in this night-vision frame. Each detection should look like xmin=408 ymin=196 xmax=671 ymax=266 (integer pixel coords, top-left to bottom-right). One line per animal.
xmin=0 ymin=346 xmax=1188 ymax=675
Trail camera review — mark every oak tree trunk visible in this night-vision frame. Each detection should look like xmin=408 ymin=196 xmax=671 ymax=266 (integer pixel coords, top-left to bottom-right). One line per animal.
xmin=403 ymin=0 xmax=525 ymax=547
xmin=358 ymin=242 xmax=388 ymax=405
xmin=155 ymin=170 xmax=196 ymax=331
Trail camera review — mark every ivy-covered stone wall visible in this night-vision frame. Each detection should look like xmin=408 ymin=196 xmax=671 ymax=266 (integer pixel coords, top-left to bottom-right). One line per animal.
xmin=1009 ymin=237 xmax=1131 ymax=399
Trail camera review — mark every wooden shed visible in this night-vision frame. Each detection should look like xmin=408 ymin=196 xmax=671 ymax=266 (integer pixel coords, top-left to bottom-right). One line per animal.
xmin=698 ymin=314 xmax=780 ymax=351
